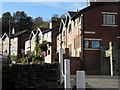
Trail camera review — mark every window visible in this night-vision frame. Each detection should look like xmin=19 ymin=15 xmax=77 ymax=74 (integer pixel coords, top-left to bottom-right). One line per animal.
xmin=57 ymin=36 xmax=59 ymax=40
xmin=63 ymin=31 xmax=65 ymax=37
xmin=74 ymin=20 xmax=76 ymax=27
xmin=77 ymin=17 xmax=81 ymax=25
xmin=91 ymin=40 xmax=100 ymax=48
xmin=39 ymin=35 xmax=41 ymax=40
xmin=68 ymin=24 xmax=71 ymax=33
xmin=102 ymin=13 xmax=116 ymax=25
xmin=75 ymin=50 xmax=77 ymax=57
xmin=48 ymin=50 xmax=50 ymax=55
xmin=74 ymin=38 xmax=81 ymax=49
xmin=84 ymin=40 xmax=89 ymax=48
xmin=68 ymin=44 xmax=72 ymax=56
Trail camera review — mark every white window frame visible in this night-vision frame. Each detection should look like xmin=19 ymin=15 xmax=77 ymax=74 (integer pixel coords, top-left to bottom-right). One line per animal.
xmin=101 ymin=12 xmax=117 ymax=27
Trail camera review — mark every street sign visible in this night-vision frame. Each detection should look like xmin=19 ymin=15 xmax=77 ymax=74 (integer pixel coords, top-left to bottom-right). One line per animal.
xmin=105 ymin=42 xmax=113 ymax=76
xmin=105 ymin=49 xmax=112 ymax=57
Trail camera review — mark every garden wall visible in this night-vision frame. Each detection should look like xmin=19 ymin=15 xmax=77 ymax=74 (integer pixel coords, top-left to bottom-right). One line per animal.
xmin=2 ymin=63 xmax=60 ymax=89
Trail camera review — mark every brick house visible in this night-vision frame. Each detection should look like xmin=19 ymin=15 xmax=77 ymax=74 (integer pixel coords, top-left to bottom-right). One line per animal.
xmin=57 ymin=11 xmax=79 ymax=57
xmin=25 ymin=28 xmax=49 ymax=55
xmin=57 ymin=2 xmax=119 ymax=75
xmin=79 ymin=2 xmax=119 ymax=75
xmin=57 ymin=11 xmax=82 ymax=75
xmin=10 ymin=29 xmax=31 ymax=56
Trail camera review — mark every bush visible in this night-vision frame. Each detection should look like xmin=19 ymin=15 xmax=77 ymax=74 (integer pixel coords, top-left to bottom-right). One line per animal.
xmin=9 ymin=55 xmax=18 ymax=62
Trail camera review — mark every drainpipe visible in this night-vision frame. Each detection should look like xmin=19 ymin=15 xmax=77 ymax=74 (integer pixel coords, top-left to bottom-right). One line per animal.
xmin=81 ymin=14 xmax=85 ymax=70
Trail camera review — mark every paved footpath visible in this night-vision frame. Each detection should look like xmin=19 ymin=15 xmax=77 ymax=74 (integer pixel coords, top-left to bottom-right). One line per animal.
xmin=70 ymin=75 xmax=119 ymax=89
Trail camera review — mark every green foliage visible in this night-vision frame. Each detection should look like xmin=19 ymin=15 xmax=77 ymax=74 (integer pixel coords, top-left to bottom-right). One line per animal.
xmin=34 ymin=33 xmax=40 ymax=56
xmin=9 ymin=55 xmax=18 ymax=62
xmin=2 ymin=11 xmax=50 ymax=35
xmin=33 ymin=56 xmax=43 ymax=64
xmin=2 ymin=12 xmax=12 ymax=34
xmin=12 ymin=11 xmax=34 ymax=31
xmin=21 ymin=57 xmax=28 ymax=64
xmin=39 ymin=40 xmax=48 ymax=51
xmin=33 ymin=17 xmax=49 ymax=29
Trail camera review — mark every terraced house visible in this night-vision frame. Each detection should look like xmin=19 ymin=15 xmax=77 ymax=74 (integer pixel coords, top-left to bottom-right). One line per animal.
xmin=57 ymin=2 xmax=120 ymax=75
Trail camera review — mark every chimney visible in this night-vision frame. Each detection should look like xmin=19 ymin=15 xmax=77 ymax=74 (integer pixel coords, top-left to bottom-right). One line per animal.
xmin=87 ymin=0 xmax=97 ymax=6
xmin=12 ymin=28 xmax=15 ymax=34
xmin=49 ymin=16 xmax=59 ymax=29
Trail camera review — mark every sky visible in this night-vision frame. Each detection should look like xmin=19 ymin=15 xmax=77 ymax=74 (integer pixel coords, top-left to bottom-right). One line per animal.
xmin=1 ymin=2 xmax=87 ymax=21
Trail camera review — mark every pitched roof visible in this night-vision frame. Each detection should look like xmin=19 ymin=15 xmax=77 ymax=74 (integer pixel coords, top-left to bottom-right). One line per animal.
xmin=68 ymin=11 xmax=77 ymax=18
xmin=11 ymin=30 xmax=31 ymax=38
xmin=44 ymin=25 xmax=60 ymax=34
xmin=1 ymin=33 xmax=8 ymax=40
xmin=72 ymin=2 xmax=119 ymax=20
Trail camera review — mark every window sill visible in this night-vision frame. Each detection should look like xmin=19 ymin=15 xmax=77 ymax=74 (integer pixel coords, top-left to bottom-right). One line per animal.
xmin=84 ymin=48 xmax=100 ymax=50
xmin=102 ymin=24 xmax=118 ymax=27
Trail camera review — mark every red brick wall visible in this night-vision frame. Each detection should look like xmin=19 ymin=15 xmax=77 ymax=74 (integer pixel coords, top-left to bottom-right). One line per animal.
xmin=70 ymin=57 xmax=81 ymax=75
xmin=82 ymin=3 xmax=119 ymax=75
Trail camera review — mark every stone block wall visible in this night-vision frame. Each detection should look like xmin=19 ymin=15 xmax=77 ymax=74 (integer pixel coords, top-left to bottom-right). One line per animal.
xmin=2 ymin=63 xmax=60 ymax=89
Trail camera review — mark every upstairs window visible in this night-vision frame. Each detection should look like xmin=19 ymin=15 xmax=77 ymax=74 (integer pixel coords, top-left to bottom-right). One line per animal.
xmin=68 ymin=24 xmax=71 ymax=33
xmin=102 ymin=12 xmax=117 ymax=26
xmin=74 ymin=38 xmax=81 ymax=49
xmin=68 ymin=44 xmax=72 ymax=56
xmin=63 ymin=30 xmax=65 ymax=37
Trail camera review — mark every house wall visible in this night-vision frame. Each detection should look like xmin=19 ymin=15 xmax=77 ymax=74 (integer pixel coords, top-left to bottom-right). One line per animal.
xmin=61 ymin=18 xmax=81 ymax=57
xmin=82 ymin=3 xmax=119 ymax=75
xmin=11 ymin=37 xmax=18 ymax=56
xmin=44 ymin=31 xmax=52 ymax=63
xmin=44 ymin=18 xmax=59 ymax=63
xmin=18 ymin=32 xmax=30 ymax=56
xmin=25 ymin=40 xmax=30 ymax=54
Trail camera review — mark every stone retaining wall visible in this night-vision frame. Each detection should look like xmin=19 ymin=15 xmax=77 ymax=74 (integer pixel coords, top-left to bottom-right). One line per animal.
xmin=2 ymin=63 xmax=60 ymax=89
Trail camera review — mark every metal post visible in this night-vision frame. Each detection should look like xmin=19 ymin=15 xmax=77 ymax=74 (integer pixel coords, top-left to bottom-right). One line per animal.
xmin=109 ymin=42 xmax=113 ymax=76
xmin=76 ymin=71 xmax=85 ymax=90
xmin=105 ymin=42 xmax=113 ymax=76
xmin=64 ymin=59 xmax=71 ymax=90
xmin=59 ymin=48 xmax=64 ymax=84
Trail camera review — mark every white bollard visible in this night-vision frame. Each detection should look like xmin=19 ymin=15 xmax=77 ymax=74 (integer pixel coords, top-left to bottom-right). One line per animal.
xmin=76 ymin=71 xmax=85 ymax=90
xmin=64 ymin=59 xmax=71 ymax=90
xmin=59 ymin=48 xmax=64 ymax=84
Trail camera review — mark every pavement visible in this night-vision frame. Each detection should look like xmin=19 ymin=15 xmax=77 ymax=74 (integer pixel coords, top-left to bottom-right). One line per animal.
xmin=70 ymin=75 xmax=119 ymax=89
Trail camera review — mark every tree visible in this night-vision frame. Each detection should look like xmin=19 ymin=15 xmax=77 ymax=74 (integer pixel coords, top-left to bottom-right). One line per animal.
xmin=2 ymin=11 xmax=34 ymax=34
xmin=34 ymin=33 xmax=40 ymax=56
xmin=33 ymin=17 xmax=49 ymax=29
xmin=2 ymin=12 xmax=13 ymax=34
xmin=12 ymin=11 xmax=34 ymax=32
xmin=39 ymin=40 xmax=48 ymax=52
